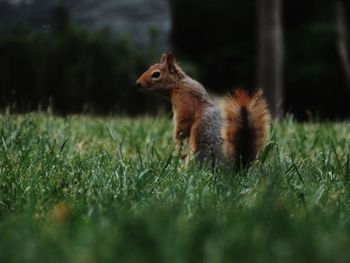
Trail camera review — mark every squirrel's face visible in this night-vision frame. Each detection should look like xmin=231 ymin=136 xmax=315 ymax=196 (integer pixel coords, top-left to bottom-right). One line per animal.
xmin=136 ymin=63 xmax=170 ymax=94
xmin=136 ymin=53 xmax=180 ymax=97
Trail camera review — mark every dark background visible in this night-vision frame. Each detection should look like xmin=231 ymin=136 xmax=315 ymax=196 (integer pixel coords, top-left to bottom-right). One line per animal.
xmin=0 ymin=0 xmax=350 ymax=120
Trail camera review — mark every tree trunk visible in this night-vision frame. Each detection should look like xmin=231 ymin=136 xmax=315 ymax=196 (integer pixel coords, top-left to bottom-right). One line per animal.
xmin=335 ymin=0 xmax=350 ymax=88
xmin=257 ymin=0 xmax=284 ymax=118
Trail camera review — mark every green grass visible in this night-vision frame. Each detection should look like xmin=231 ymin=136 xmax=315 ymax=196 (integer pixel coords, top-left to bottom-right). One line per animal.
xmin=0 ymin=113 xmax=350 ymax=263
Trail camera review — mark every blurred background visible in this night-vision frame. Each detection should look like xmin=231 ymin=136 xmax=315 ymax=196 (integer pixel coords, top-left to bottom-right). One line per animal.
xmin=0 ymin=0 xmax=349 ymax=120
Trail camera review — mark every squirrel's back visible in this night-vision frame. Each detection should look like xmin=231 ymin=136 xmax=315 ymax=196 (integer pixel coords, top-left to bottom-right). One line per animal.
xmin=221 ymin=89 xmax=270 ymax=166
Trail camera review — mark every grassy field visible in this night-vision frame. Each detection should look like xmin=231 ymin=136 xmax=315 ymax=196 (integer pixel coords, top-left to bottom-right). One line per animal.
xmin=0 ymin=113 xmax=349 ymax=262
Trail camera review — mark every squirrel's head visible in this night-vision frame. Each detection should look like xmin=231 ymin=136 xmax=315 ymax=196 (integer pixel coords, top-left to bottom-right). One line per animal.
xmin=136 ymin=53 xmax=184 ymax=97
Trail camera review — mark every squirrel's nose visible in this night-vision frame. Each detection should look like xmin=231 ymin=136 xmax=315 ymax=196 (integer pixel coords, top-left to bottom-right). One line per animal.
xmin=136 ymin=81 xmax=142 ymax=89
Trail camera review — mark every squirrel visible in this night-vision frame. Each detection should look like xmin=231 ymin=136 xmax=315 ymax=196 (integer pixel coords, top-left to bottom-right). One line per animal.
xmin=136 ymin=53 xmax=270 ymax=167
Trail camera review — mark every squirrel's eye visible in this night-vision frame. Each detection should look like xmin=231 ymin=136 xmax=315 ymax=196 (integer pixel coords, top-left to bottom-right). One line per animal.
xmin=152 ymin=71 xmax=161 ymax=79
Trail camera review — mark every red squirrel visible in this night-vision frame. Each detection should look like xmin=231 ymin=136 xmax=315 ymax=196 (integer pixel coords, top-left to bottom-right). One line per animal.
xmin=136 ymin=53 xmax=270 ymax=166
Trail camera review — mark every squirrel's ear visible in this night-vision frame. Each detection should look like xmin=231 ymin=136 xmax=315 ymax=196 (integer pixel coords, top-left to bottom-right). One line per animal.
xmin=160 ymin=53 xmax=167 ymax=63
xmin=166 ymin=53 xmax=176 ymax=74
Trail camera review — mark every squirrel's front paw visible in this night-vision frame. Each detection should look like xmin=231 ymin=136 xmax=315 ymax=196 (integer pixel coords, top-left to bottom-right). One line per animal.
xmin=179 ymin=153 xmax=187 ymax=160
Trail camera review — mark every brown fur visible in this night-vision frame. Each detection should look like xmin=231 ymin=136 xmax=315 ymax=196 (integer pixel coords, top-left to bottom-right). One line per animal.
xmin=222 ymin=89 xmax=270 ymax=165
xmin=136 ymin=53 xmax=270 ymax=166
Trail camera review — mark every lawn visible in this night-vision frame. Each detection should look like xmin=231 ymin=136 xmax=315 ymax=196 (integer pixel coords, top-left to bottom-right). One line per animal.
xmin=0 ymin=113 xmax=349 ymax=262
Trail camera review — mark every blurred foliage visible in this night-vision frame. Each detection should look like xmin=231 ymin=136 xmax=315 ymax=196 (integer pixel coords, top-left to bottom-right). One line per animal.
xmin=1 ymin=1 xmax=350 ymax=118
xmin=170 ymin=0 xmax=350 ymax=120
xmin=0 ymin=6 xmax=165 ymax=114
xmin=170 ymin=0 xmax=256 ymax=90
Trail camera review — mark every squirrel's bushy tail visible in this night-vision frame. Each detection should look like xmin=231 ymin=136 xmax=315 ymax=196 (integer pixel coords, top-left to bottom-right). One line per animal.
xmin=221 ymin=89 xmax=270 ymax=167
